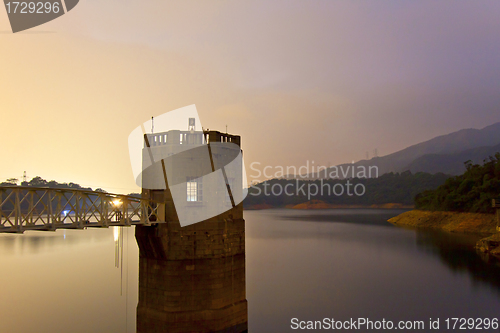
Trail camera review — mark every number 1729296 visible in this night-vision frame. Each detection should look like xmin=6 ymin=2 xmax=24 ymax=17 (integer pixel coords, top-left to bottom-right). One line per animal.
xmin=5 ymin=2 xmax=60 ymax=14
xmin=445 ymin=318 xmax=498 ymax=330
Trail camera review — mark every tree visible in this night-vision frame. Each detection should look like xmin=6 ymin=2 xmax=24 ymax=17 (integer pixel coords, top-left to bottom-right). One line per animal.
xmin=28 ymin=176 xmax=48 ymax=187
xmin=5 ymin=178 xmax=18 ymax=185
xmin=415 ymin=154 xmax=500 ymax=213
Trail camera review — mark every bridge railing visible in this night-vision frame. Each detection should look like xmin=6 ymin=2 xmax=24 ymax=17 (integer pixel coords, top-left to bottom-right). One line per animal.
xmin=0 ymin=187 xmax=164 ymax=233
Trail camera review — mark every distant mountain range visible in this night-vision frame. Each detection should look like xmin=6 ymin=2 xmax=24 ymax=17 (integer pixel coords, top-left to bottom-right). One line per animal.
xmin=307 ymin=121 xmax=500 ymax=178
xmin=405 ymin=143 xmax=500 ymax=175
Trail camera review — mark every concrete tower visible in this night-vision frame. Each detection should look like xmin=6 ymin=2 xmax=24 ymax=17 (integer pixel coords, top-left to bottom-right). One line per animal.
xmin=135 ymin=126 xmax=247 ymax=333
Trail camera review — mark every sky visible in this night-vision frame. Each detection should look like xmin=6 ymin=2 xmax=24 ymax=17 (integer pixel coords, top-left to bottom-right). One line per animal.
xmin=1 ymin=0 xmax=500 ymax=193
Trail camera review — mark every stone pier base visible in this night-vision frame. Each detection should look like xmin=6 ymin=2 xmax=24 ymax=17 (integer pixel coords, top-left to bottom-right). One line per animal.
xmin=135 ymin=212 xmax=247 ymax=333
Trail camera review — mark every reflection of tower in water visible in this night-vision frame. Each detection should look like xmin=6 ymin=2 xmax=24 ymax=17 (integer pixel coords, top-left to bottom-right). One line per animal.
xmin=135 ymin=120 xmax=247 ymax=332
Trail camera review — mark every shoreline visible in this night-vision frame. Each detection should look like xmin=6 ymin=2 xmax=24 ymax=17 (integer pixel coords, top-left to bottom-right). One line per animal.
xmin=244 ymin=200 xmax=414 ymax=210
xmin=388 ymin=210 xmax=500 ymax=260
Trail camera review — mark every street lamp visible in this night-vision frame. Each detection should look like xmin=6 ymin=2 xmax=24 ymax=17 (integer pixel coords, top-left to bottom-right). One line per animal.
xmin=112 ymin=199 xmax=123 ymax=221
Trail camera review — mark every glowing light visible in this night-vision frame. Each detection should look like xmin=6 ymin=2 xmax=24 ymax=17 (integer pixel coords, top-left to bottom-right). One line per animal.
xmin=62 ymin=210 xmax=69 ymax=217
xmin=112 ymin=199 xmax=122 ymax=207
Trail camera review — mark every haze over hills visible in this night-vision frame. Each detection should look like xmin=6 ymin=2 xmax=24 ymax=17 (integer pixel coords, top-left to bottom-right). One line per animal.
xmin=405 ymin=143 xmax=500 ymax=175
xmin=245 ymin=123 xmax=500 ymax=207
xmin=305 ymin=121 xmax=500 ymax=178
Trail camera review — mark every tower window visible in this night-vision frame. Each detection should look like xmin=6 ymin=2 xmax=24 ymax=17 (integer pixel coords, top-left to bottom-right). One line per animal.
xmin=187 ymin=177 xmax=202 ymax=202
xmin=187 ymin=181 xmax=197 ymax=201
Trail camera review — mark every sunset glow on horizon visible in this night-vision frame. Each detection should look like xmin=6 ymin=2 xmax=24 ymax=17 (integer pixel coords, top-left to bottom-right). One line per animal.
xmin=2 ymin=1 xmax=500 ymax=193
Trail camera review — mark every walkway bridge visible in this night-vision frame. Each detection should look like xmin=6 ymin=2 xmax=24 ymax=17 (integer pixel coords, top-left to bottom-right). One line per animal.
xmin=0 ymin=186 xmax=164 ymax=233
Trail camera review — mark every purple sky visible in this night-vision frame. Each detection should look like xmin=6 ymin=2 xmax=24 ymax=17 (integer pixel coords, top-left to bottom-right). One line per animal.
xmin=1 ymin=1 xmax=500 ymax=192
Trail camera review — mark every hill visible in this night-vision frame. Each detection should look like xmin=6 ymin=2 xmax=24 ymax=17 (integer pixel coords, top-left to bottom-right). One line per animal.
xmin=302 ymin=122 xmax=500 ymax=179
xmin=415 ymin=153 xmax=500 ymax=214
xmin=405 ymin=143 xmax=500 ymax=175
xmin=244 ymin=171 xmax=449 ymax=208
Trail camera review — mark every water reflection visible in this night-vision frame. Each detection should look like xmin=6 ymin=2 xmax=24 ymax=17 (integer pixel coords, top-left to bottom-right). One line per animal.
xmin=415 ymin=230 xmax=500 ymax=294
xmin=245 ymin=209 xmax=500 ymax=333
xmin=1 ymin=209 xmax=499 ymax=333
xmin=282 ymin=209 xmax=500 ymax=296
xmin=0 ymin=228 xmax=111 ymax=255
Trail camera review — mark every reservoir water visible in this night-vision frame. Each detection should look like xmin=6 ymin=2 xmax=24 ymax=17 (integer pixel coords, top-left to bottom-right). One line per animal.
xmin=0 ymin=209 xmax=499 ymax=332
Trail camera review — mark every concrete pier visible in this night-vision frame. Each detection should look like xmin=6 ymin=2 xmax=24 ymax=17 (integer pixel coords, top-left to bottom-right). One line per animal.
xmin=135 ymin=203 xmax=247 ymax=333
xmin=135 ymin=126 xmax=247 ymax=332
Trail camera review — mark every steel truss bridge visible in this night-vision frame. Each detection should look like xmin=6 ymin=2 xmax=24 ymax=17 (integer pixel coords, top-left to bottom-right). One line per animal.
xmin=0 ymin=186 xmax=164 ymax=233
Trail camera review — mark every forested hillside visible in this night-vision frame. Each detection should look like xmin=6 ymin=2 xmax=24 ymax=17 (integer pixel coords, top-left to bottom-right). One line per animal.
xmin=244 ymin=172 xmax=449 ymax=207
xmin=415 ymin=154 xmax=500 ymax=213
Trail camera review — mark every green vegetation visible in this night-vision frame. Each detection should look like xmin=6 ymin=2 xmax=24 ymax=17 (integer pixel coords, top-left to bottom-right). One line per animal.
xmin=0 ymin=176 xmax=92 ymax=190
xmin=415 ymin=154 xmax=500 ymax=213
xmin=0 ymin=176 xmax=138 ymax=197
xmin=244 ymin=171 xmax=449 ymax=208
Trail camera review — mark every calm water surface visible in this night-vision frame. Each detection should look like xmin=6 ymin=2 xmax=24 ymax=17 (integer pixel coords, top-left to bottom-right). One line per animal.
xmin=0 ymin=209 xmax=499 ymax=332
